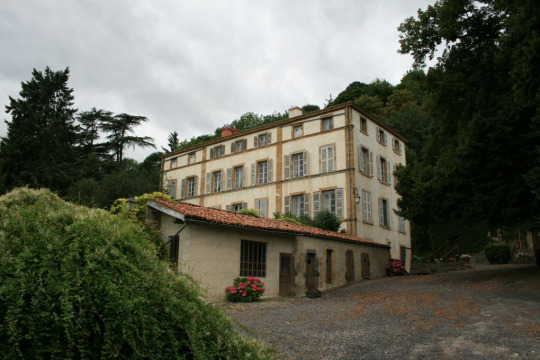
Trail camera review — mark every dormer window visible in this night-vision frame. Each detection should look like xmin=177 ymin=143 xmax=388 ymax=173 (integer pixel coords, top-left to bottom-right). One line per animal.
xmin=231 ymin=139 xmax=247 ymax=153
xmin=210 ymin=145 xmax=225 ymax=159
xmin=392 ymin=138 xmax=402 ymax=155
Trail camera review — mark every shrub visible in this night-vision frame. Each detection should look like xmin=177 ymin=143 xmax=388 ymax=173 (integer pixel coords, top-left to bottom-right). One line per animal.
xmin=386 ymin=258 xmax=408 ymax=276
xmin=484 ymin=243 xmax=512 ymax=264
xmin=312 ymin=210 xmax=342 ymax=232
xmin=226 ymin=277 xmax=266 ymax=302
xmin=0 ymin=188 xmax=272 ymax=359
xmin=240 ymin=208 xmax=260 ymax=217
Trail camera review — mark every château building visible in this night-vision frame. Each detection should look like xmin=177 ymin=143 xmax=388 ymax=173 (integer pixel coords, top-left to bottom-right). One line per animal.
xmin=161 ymin=101 xmax=411 ymax=264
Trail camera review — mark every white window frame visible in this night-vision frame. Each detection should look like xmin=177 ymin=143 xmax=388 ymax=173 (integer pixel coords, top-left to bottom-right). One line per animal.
xmin=293 ymin=125 xmax=303 ymax=138
xmin=234 ymin=166 xmax=244 ymax=189
xmin=213 ymin=171 xmax=222 ymax=193
xmin=379 ymin=198 xmax=390 ymax=228
xmin=292 ymin=152 xmax=305 ymax=178
xmin=187 ymin=177 xmax=196 ymax=197
xmin=255 ymin=199 xmax=268 ymax=218
xmin=321 ymin=145 xmax=334 ymax=173
xmin=322 ymin=190 xmax=336 ymax=214
xmin=258 ymin=161 xmax=268 ymax=184
xmin=398 ymin=215 xmax=406 ymax=233
xmin=292 ymin=194 xmax=304 ymax=217
xmin=322 ymin=117 xmax=333 ymax=131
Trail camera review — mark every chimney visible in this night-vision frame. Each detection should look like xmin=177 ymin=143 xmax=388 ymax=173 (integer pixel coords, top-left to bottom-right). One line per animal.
xmin=221 ymin=125 xmax=238 ymax=137
xmin=288 ymin=106 xmax=303 ymax=118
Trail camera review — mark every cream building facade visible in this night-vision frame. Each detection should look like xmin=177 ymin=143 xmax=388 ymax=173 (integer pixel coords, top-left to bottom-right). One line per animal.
xmin=161 ymin=101 xmax=411 ymax=265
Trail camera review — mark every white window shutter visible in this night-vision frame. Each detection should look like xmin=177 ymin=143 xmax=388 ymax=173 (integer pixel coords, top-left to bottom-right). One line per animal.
xmin=268 ymin=159 xmax=273 ymax=182
xmin=267 ymin=133 xmax=272 ymax=144
xmin=209 ymin=148 xmax=214 ymax=159
xmin=313 ymin=191 xmax=320 ymax=217
xmin=369 ymin=152 xmax=374 ymax=177
xmin=304 ymin=193 xmax=310 ymax=215
xmin=379 ymin=198 xmax=384 ymax=226
xmin=377 ymin=155 xmax=382 ymax=180
xmin=243 ymin=139 xmax=247 ymax=150
xmin=387 ymin=161 xmax=392 ymax=185
xmin=328 ymin=146 xmax=334 ymax=172
xmin=284 ymin=196 xmax=290 ymax=214
xmin=362 ymin=192 xmax=368 ymax=221
xmin=180 ymin=179 xmax=186 ymax=199
xmin=193 ymin=176 xmax=198 ymax=196
xmin=358 ymin=145 xmax=363 ymax=172
xmin=251 ymin=163 xmax=256 ymax=185
xmin=231 ymin=142 xmax=235 ymax=153
xmin=227 ymin=168 xmax=232 ymax=190
xmin=254 ymin=135 xmax=258 ymax=147
xmin=219 ymin=170 xmax=224 ymax=191
xmin=303 ymin=150 xmax=308 ymax=176
xmin=321 ymin=147 xmax=327 ymax=173
xmin=336 ymin=188 xmax=343 ymax=218
xmin=376 ymin=127 xmax=380 ymax=141
xmin=384 ymin=132 xmax=388 ymax=145
xmin=284 ymin=155 xmax=290 ymax=180
xmin=205 ymin=172 xmax=211 ymax=194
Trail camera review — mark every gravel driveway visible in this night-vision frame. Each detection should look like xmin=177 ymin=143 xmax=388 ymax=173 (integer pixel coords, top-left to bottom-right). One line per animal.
xmin=221 ymin=264 xmax=540 ymax=360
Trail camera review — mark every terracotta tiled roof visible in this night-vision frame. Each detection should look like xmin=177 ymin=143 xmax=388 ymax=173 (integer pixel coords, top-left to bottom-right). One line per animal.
xmin=150 ymin=199 xmax=389 ymax=248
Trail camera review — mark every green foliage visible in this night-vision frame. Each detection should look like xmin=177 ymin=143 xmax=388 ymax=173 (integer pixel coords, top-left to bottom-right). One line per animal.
xmin=396 ymin=0 xmax=540 ymax=254
xmin=312 ymin=210 xmax=342 ymax=232
xmin=0 ymin=188 xmax=272 ymax=359
xmin=110 ymin=191 xmax=172 ymax=222
xmin=301 ymin=104 xmax=320 ymax=113
xmin=225 ymin=277 xmax=266 ymax=302
xmin=240 ymin=208 xmax=260 ymax=217
xmin=162 ymin=131 xmax=181 ymax=152
xmin=485 ymin=244 xmax=512 ymax=265
xmin=0 ymin=67 xmax=78 ymax=195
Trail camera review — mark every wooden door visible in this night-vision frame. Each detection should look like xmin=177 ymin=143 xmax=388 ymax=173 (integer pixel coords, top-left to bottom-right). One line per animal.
xmin=345 ymin=250 xmax=355 ymax=282
xmin=306 ymin=253 xmax=316 ymax=291
xmin=361 ymin=253 xmax=370 ymax=279
xmin=279 ymin=253 xmax=294 ymax=296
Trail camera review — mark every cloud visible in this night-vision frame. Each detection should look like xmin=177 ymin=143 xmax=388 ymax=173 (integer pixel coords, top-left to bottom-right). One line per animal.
xmin=0 ymin=0 xmax=433 ymax=161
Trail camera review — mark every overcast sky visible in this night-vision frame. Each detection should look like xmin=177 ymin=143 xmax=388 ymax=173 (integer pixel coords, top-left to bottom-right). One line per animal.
xmin=0 ymin=0 xmax=433 ymax=161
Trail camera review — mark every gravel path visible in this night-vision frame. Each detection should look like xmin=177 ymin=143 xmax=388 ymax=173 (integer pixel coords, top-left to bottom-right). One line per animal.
xmin=221 ymin=264 xmax=540 ymax=360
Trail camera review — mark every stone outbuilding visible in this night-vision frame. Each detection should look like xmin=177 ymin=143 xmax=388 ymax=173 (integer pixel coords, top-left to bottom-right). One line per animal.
xmin=147 ymin=199 xmax=390 ymax=301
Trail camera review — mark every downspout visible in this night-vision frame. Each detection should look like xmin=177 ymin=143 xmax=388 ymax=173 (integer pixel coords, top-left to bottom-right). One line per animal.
xmin=160 ymin=222 xmax=187 ymax=250
xmin=345 ymin=105 xmax=355 ymax=235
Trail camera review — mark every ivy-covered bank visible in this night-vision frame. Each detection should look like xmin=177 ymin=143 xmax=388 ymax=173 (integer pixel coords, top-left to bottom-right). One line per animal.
xmin=0 ymin=188 xmax=273 ymax=360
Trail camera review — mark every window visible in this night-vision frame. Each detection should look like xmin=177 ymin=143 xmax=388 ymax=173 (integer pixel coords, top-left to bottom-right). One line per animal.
xmin=167 ymin=180 xmax=176 ymax=199
xmin=313 ymin=189 xmax=343 ymax=217
xmin=293 ymin=125 xmax=303 ymax=138
xmin=213 ymin=171 xmax=222 ymax=192
xmin=187 ymin=177 xmax=196 ymax=197
xmin=360 ymin=117 xmax=368 ymax=133
xmin=379 ymin=198 xmax=390 ymax=228
xmin=376 ymin=127 xmax=387 ymax=145
xmin=255 ymin=133 xmax=271 ymax=147
xmin=321 ymin=145 xmax=334 ymax=173
xmin=233 ymin=203 xmax=244 ymax=213
xmin=322 ymin=190 xmax=336 ymax=214
xmin=292 ymin=194 xmax=304 ymax=217
xmin=240 ymin=240 xmax=266 ymax=277
xmin=258 ymin=161 xmax=268 ymax=184
xmin=393 ymin=138 xmax=402 ymax=155
xmin=210 ymin=145 xmax=225 ymax=158
xmin=234 ymin=166 xmax=244 ymax=189
xmin=292 ymin=153 xmax=305 ymax=178
xmin=358 ymin=146 xmax=373 ymax=176
xmin=377 ymin=156 xmax=391 ymax=184
xmin=232 ymin=139 xmax=247 ymax=153
xmin=255 ymin=199 xmax=268 ymax=218
xmin=398 ymin=216 xmax=406 ymax=233
xmin=322 ymin=117 xmax=333 ymax=131
xmin=170 ymin=158 xmax=177 ymax=169
xmin=362 ymin=190 xmax=372 ymax=223
xmin=188 ymin=153 xmax=196 ymax=164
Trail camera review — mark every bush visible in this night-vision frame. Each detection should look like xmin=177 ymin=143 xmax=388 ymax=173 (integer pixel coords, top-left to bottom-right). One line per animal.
xmin=485 ymin=243 xmax=512 ymax=264
xmin=313 ymin=210 xmax=342 ymax=232
xmin=386 ymin=259 xmax=408 ymax=276
xmin=0 ymin=188 xmax=272 ymax=359
xmin=225 ymin=277 xmax=266 ymax=302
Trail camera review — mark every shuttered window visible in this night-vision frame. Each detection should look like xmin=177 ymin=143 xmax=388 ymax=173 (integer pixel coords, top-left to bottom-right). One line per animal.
xmin=255 ymin=199 xmax=268 ymax=218
xmin=292 ymin=195 xmax=304 ymax=217
xmin=321 ymin=145 xmax=334 ymax=173
xmin=362 ymin=190 xmax=372 ymax=223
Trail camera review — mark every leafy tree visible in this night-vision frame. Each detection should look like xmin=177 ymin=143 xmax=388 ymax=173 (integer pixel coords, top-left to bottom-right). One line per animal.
xmin=162 ymin=131 xmax=181 ymax=153
xmin=76 ymin=107 xmax=113 ymax=156
xmin=0 ymin=187 xmax=272 ymax=359
xmin=396 ymin=0 xmax=540 ymax=252
xmin=302 ymin=104 xmax=320 ymax=114
xmin=329 ymin=81 xmax=369 ymax=106
xmin=312 ymin=210 xmax=342 ymax=232
xmin=100 ymin=113 xmax=155 ymax=163
xmin=354 ymin=95 xmax=385 ymax=118
xmin=0 ymin=67 xmax=78 ymax=194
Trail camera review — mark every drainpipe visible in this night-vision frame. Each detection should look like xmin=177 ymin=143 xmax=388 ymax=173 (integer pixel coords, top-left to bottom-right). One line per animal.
xmin=345 ymin=105 xmax=355 ymax=235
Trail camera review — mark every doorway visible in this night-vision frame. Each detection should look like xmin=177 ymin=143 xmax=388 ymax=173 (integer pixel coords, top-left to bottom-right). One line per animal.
xmin=279 ymin=253 xmax=294 ymax=296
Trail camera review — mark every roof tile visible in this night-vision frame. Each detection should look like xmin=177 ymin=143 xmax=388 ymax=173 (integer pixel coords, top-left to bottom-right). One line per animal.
xmin=151 ymin=199 xmax=389 ymax=248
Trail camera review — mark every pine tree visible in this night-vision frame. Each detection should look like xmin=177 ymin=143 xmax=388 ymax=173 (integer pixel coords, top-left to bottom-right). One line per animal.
xmin=1 ymin=67 xmax=78 ymax=194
